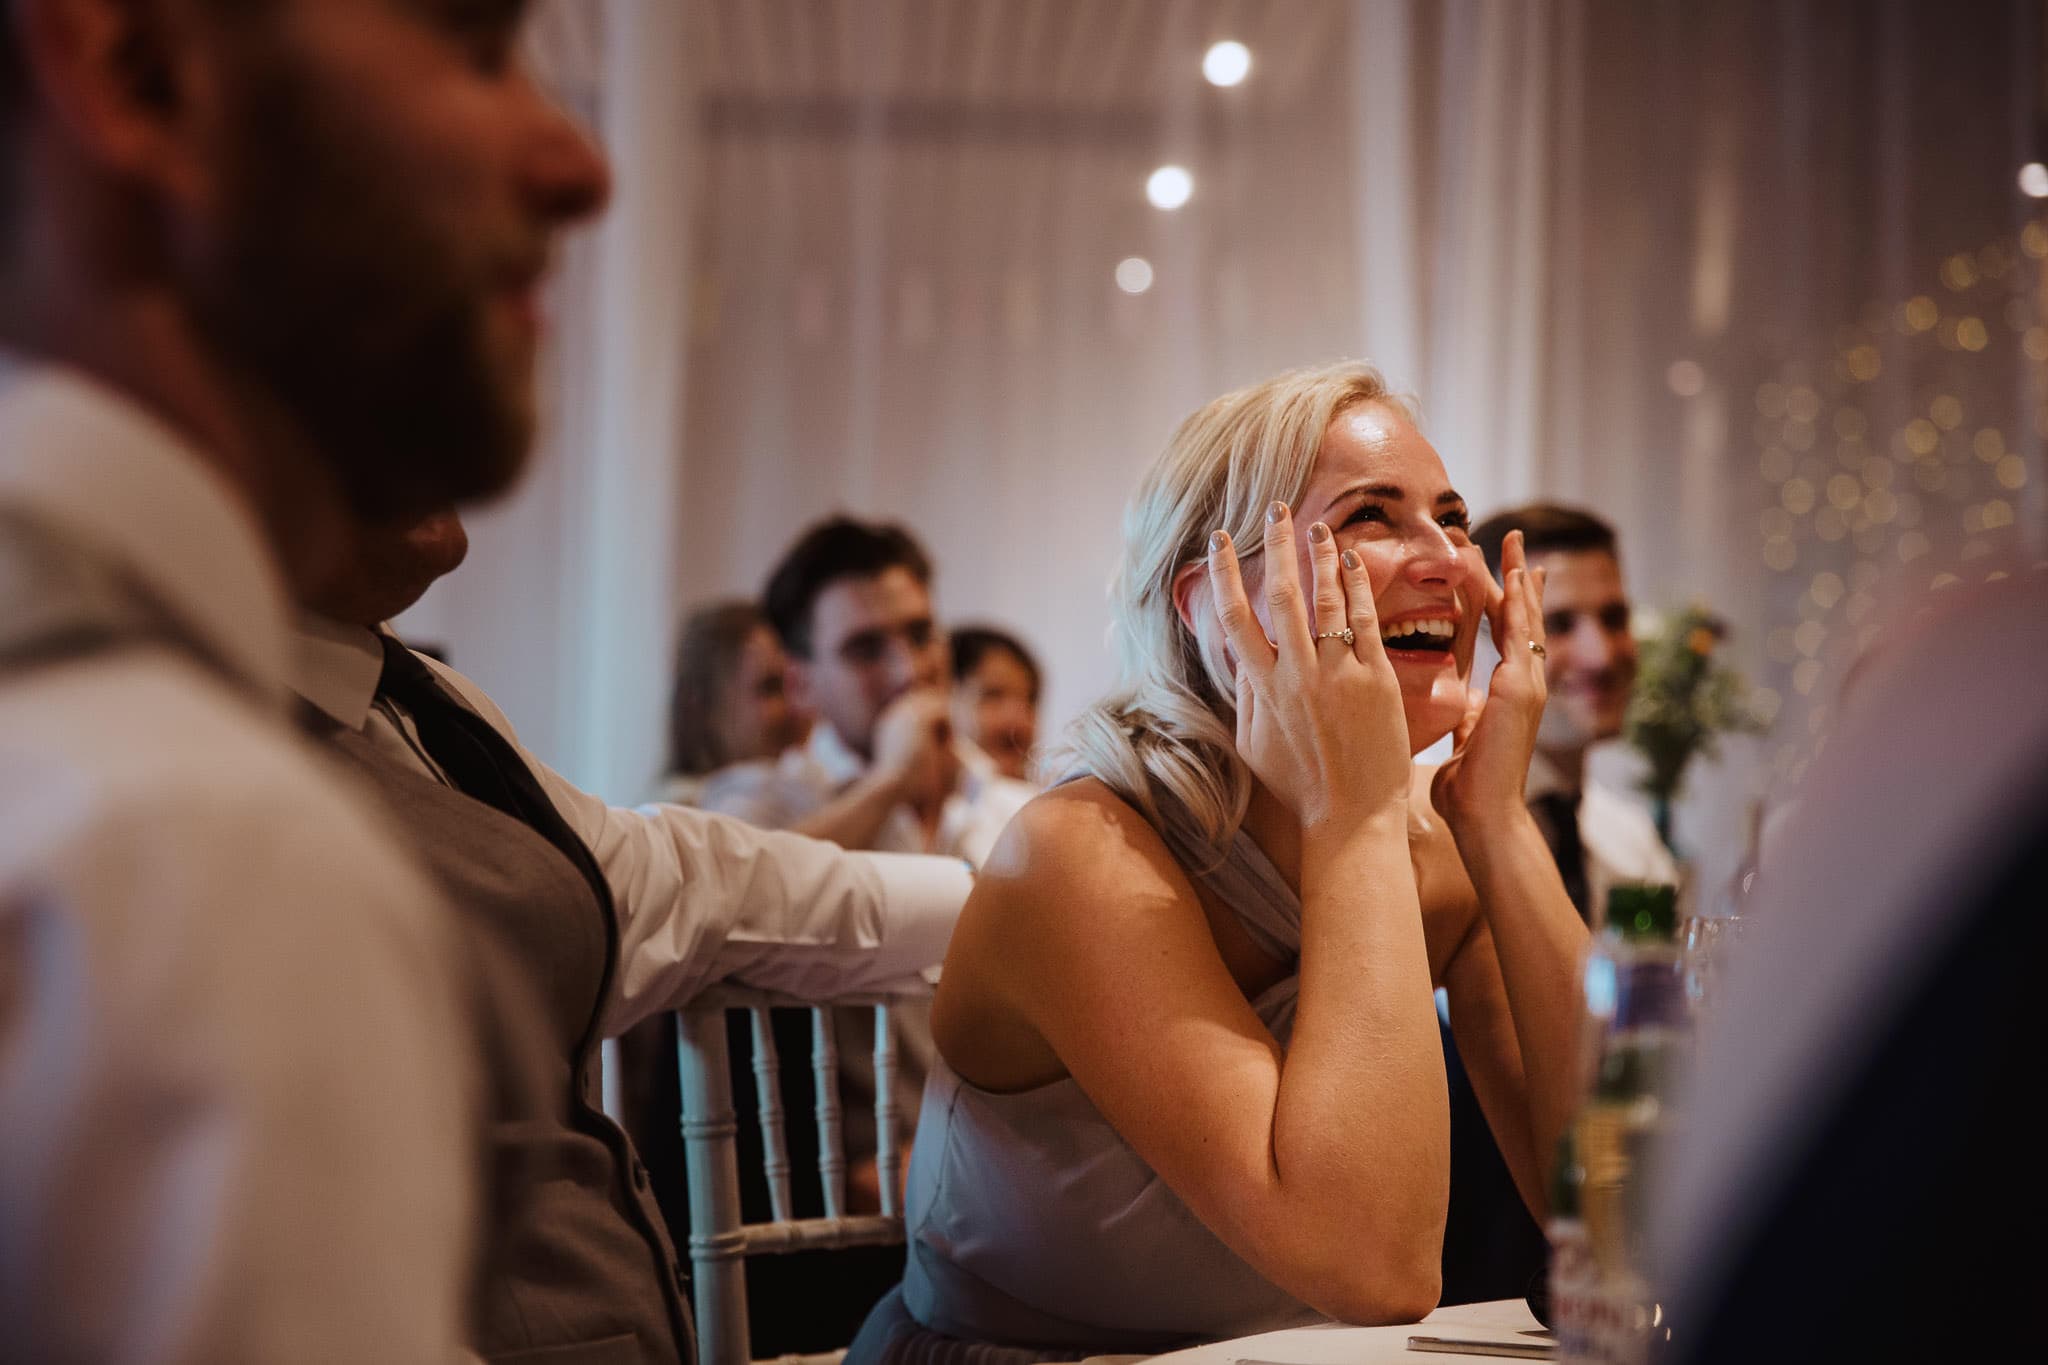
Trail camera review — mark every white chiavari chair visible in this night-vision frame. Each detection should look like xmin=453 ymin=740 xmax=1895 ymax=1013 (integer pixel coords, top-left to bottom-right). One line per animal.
xmin=676 ymin=984 xmax=928 ymax=1365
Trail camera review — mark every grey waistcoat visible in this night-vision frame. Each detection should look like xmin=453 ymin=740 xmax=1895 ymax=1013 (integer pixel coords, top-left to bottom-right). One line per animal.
xmin=321 ymin=705 xmax=695 ymax=1365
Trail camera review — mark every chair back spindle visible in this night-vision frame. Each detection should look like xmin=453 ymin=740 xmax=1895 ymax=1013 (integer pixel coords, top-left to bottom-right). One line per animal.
xmin=811 ymin=1007 xmax=847 ymax=1219
xmin=675 ymin=985 xmax=930 ymax=1365
xmin=748 ymin=1008 xmax=795 ymax=1222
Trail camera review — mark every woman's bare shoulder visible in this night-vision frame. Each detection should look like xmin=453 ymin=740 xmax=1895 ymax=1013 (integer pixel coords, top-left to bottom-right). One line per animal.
xmin=982 ymin=777 xmax=1181 ymax=889
xmin=959 ymin=777 xmax=1216 ymax=969
xmin=937 ymin=778 xmax=1206 ymax=1087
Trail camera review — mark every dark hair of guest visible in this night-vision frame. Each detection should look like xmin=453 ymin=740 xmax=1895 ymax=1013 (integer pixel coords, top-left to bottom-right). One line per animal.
xmin=1471 ymin=502 xmax=1619 ymax=579
xmin=667 ymin=599 xmax=770 ymax=776
xmin=762 ymin=516 xmax=932 ymax=659
xmin=950 ymin=626 xmax=1041 ymax=703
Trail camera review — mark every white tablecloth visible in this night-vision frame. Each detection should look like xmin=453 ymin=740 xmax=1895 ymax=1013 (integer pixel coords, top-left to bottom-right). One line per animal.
xmin=1142 ymin=1300 xmax=1547 ymax=1364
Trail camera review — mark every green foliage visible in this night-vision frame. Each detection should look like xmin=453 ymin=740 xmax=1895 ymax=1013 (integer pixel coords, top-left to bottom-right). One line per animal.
xmin=1624 ymin=606 xmax=1769 ymax=807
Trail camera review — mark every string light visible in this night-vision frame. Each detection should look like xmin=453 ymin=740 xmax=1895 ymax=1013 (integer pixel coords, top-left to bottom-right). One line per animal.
xmin=1760 ymin=224 xmax=2044 ymax=786
xmin=1146 ymin=166 xmax=1193 ymax=210
xmin=1202 ymin=40 xmax=1252 ymax=87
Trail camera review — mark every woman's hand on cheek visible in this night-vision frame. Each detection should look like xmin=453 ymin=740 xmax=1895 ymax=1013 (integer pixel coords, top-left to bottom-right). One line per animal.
xmin=1429 ymin=529 xmax=1550 ymax=830
xmin=1207 ymin=507 xmax=1412 ymax=834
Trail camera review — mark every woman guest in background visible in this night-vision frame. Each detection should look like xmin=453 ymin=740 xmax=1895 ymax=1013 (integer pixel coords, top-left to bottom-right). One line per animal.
xmin=949 ymin=626 xmax=1044 ymax=784
xmin=850 ymin=361 xmax=1590 ymax=1361
xmin=658 ymin=600 xmax=808 ymax=806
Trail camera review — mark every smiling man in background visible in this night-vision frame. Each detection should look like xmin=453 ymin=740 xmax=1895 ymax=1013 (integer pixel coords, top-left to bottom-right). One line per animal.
xmin=1472 ymin=503 xmax=1677 ymax=917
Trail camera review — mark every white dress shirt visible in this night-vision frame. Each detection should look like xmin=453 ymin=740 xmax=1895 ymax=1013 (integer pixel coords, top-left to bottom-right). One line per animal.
xmin=291 ymin=617 xmax=976 ymax=1033
xmin=0 ymin=363 xmax=477 ymax=1364
xmin=700 ymin=721 xmax=1035 ymax=869
xmin=1526 ymin=748 xmax=1681 ymax=917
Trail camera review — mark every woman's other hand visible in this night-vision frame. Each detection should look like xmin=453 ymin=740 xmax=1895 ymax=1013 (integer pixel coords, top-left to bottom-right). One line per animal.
xmin=1208 ymin=504 xmax=1411 ymax=832
xmin=1430 ymin=529 xmax=1550 ymax=829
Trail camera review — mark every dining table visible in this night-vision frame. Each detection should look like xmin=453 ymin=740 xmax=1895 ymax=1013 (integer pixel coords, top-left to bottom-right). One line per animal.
xmin=1139 ymin=1299 xmax=1551 ymax=1365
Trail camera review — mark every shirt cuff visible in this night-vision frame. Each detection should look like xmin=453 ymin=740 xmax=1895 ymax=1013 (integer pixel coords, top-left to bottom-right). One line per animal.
xmin=855 ymin=849 xmax=975 ymax=984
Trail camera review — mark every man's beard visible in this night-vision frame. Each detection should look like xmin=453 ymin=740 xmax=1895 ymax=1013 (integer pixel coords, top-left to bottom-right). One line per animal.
xmin=185 ymin=57 xmax=533 ymax=520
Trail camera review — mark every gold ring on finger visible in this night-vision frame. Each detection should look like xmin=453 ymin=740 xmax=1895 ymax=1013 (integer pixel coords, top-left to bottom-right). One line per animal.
xmin=1315 ymin=629 xmax=1356 ymax=646
xmin=1528 ymin=640 xmax=1547 ymax=657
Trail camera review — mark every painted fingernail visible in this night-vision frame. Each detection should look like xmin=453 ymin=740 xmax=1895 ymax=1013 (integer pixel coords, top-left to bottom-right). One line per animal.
xmin=1308 ymin=521 xmax=1330 ymax=544
xmin=1266 ymin=501 xmax=1287 ymax=525
xmin=1341 ymin=549 xmax=1361 ymax=570
xmin=1210 ymin=529 xmax=1228 ymax=553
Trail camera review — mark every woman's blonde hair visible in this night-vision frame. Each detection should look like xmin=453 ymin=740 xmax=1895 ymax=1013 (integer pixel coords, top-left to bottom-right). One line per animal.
xmin=1059 ymin=360 xmax=1417 ymax=851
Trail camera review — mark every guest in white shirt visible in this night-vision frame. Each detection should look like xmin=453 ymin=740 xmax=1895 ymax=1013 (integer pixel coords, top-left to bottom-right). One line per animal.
xmin=1471 ymin=504 xmax=1679 ymax=918
xmin=1 ymin=0 xmax=607 ymax=1359
xmin=702 ymin=517 xmax=1034 ymax=866
xmin=656 ymin=598 xmax=809 ymax=807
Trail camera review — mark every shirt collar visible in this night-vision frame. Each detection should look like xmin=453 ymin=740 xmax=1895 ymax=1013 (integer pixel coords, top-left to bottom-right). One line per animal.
xmin=291 ymin=612 xmax=387 ymax=731
xmin=0 ymin=359 xmax=293 ymax=706
xmin=807 ymin=721 xmax=870 ymax=787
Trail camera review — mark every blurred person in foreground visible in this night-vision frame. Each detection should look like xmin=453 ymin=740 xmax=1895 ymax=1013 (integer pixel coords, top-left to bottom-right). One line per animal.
xmin=1434 ymin=505 xmax=1678 ymax=1307
xmin=294 ymin=506 xmax=973 ymax=1364
xmin=658 ymin=598 xmax=807 ymax=806
xmin=1653 ymin=566 xmax=2048 ymax=1362
xmin=0 ymin=0 xmax=611 ymax=1358
xmin=849 ymin=361 xmax=1590 ymax=1362
xmin=948 ymin=625 xmax=1044 ymax=785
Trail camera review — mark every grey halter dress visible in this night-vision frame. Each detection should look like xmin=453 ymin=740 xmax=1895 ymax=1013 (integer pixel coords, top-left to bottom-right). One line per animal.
xmin=865 ymin=778 xmax=1327 ymax=1359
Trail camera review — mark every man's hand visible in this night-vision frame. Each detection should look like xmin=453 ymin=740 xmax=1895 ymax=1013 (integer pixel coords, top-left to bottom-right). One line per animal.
xmin=873 ymin=689 xmax=960 ymax=808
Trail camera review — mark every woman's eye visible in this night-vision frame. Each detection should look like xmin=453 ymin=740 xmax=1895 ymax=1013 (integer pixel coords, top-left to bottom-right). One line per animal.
xmin=1341 ymin=503 xmax=1390 ymax=530
xmin=1438 ymin=512 xmax=1472 ymax=538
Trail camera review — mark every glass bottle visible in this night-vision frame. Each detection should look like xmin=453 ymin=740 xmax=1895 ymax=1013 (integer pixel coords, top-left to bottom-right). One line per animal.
xmin=1556 ymin=883 xmax=1686 ymax=1365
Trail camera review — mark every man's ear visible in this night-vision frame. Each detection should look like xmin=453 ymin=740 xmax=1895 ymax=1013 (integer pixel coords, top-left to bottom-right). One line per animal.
xmin=20 ymin=0 xmax=204 ymax=195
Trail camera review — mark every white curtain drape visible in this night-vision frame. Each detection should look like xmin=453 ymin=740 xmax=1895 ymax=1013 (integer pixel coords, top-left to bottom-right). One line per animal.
xmin=408 ymin=0 xmax=2043 ymax=865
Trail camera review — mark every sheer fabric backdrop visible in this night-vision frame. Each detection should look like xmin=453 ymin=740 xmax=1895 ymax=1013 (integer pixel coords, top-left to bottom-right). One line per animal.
xmin=402 ymin=1 xmax=2042 ymax=885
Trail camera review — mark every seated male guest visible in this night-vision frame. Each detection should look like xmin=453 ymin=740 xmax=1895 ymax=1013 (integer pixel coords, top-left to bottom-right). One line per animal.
xmin=294 ymin=508 xmax=973 ymax=1365
xmin=1470 ymin=504 xmax=1677 ymax=917
xmin=703 ymin=517 xmax=1033 ymax=866
xmin=2 ymin=0 xmax=604 ymax=1356
xmin=1434 ymin=505 xmax=1677 ymax=1306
